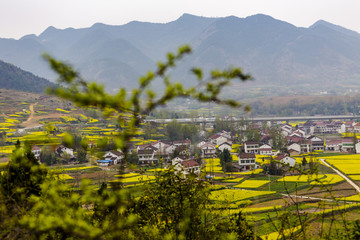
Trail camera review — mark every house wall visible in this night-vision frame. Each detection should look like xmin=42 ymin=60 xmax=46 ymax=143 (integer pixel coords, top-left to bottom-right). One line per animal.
xmin=280 ymin=157 xmax=296 ymax=167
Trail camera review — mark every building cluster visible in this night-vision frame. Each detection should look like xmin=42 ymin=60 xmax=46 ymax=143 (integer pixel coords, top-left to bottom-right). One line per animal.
xmin=30 ymin=119 xmax=360 ymax=175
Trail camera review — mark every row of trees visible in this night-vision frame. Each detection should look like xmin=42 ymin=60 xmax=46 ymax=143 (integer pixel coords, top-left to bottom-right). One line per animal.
xmin=250 ymin=97 xmax=360 ymax=116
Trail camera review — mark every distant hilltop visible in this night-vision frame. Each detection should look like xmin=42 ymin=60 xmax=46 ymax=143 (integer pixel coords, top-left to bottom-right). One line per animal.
xmin=1 ymin=13 xmax=360 ymax=93
xmin=0 ymin=60 xmax=54 ymax=93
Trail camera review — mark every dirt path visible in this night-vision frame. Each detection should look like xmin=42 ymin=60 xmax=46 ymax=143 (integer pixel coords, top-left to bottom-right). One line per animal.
xmin=320 ymin=158 xmax=360 ymax=193
xmin=21 ymin=103 xmax=65 ymax=128
xmin=22 ymin=102 xmax=37 ymax=126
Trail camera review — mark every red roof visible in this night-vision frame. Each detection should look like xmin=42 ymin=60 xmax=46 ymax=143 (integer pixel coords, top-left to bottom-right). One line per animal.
xmin=326 ymin=139 xmax=342 ymax=145
xmin=32 ymin=145 xmax=41 ymax=151
xmin=238 ymin=153 xmax=255 ymax=159
xmin=260 ymin=148 xmax=272 ymax=151
xmin=180 ymin=160 xmax=199 ymax=168
xmin=276 ymin=154 xmax=287 ymax=160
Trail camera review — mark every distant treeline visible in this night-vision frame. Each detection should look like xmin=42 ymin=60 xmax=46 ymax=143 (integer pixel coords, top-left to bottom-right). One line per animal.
xmin=249 ymin=97 xmax=360 ymax=116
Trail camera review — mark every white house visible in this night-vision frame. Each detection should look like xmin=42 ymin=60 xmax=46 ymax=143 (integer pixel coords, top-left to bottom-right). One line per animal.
xmin=199 ymin=143 xmax=216 ymax=158
xmin=281 ymin=124 xmax=293 ymax=136
xmin=299 ymin=140 xmax=312 ymax=153
xmin=218 ymin=141 xmax=232 ymax=152
xmin=215 ymin=130 xmax=232 ymax=140
xmin=31 ymin=145 xmax=41 ymax=160
xmin=287 ymin=143 xmax=301 ymax=153
xmin=209 ymin=134 xmax=231 ymax=146
xmin=172 ymin=139 xmax=191 ymax=147
xmin=138 ymin=149 xmax=158 ymax=165
xmin=259 ymin=144 xmax=273 ymax=155
xmin=172 ymin=157 xmax=200 ymax=176
xmin=103 ymin=150 xmax=124 ymax=165
xmin=276 ymin=154 xmax=296 ymax=167
xmin=56 ymin=145 xmax=74 ymax=158
xmin=152 ymin=141 xmax=170 ymax=153
xmin=244 ymin=141 xmax=259 ymax=154
xmin=342 ymin=138 xmax=355 ymax=152
xmin=325 ymin=139 xmax=342 ymax=152
xmin=172 ymin=156 xmax=186 ymax=165
xmin=238 ymin=153 xmax=256 ymax=170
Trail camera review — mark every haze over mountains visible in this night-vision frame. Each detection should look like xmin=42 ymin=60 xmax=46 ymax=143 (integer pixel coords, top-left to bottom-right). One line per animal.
xmin=1 ymin=13 xmax=360 ymax=92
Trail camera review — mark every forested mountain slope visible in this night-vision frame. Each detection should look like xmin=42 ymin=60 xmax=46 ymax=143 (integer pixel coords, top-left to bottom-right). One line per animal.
xmin=0 ymin=60 xmax=54 ymax=93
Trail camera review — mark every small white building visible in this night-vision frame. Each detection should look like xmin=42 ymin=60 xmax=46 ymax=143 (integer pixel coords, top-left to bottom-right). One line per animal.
xmin=103 ymin=150 xmax=124 ymax=165
xmin=259 ymin=144 xmax=273 ymax=155
xmin=276 ymin=154 xmax=296 ymax=167
xmin=31 ymin=145 xmax=41 ymax=160
xmin=172 ymin=157 xmax=200 ymax=176
xmin=56 ymin=145 xmax=74 ymax=158
xmin=287 ymin=143 xmax=301 ymax=153
xmin=342 ymin=138 xmax=355 ymax=152
xmin=209 ymin=134 xmax=231 ymax=146
xmin=199 ymin=143 xmax=216 ymax=158
xmin=244 ymin=141 xmax=259 ymax=154
xmin=218 ymin=141 xmax=232 ymax=152
xmin=325 ymin=139 xmax=342 ymax=152
xmin=238 ymin=153 xmax=256 ymax=170
xmin=138 ymin=149 xmax=158 ymax=165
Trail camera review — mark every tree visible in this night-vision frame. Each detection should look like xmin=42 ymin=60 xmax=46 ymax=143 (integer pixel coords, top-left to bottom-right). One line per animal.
xmin=128 ymin=150 xmax=139 ymax=165
xmin=0 ymin=131 xmax=6 ymax=146
xmin=166 ymin=119 xmax=183 ymax=141
xmin=77 ymin=146 xmax=88 ymax=163
xmin=269 ymin=125 xmax=286 ymax=151
xmin=40 ymin=145 xmax=56 ymax=166
xmin=264 ymin=157 xmax=282 ymax=176
xmin=244 ymin=125 xmax=261 ymax=142
xmin=302 ymin=156 xmax=307 ymax=168
xmin=0 ymin=142 xmax=47 ymax=238
xmin=219 ymin=148 xmax=232 ymax=172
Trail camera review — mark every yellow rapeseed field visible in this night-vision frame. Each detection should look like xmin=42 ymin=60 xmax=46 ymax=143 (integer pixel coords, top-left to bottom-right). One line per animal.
xmin=225 ymin=169 xmax=263 ymax=175
xmin=278 ymin=174 xmax=324 ymax=183
xmin=233 ymin=180 xmax=269 ymax=189
xmin=278 ymin=174 xmax=343 ymax=185
xmin=56 ymin=108 xmax=71 ymax=113
xmin=326 ymin=155 xmax=360 ymax=174
xmin=110 ymin=175 xmax=156 ymax=183
xmin=204 ymin=158 xmax=224 ymax=173
xmin=349 ymin=175 xmax=360 ymax=181
xmin=310 ymin=174 xmax=344 ymax=185
xmin=114 ymin=173 xmax=140 ymax=178
xmin=62 ymin=166 xmax=98 ymax=171
xmin=209 ymin=189 xmax=275 ymax=202
xmin=222 ymin=177 xmax=244 ymax=183
xmin=261 ymin=226 xmax=302 ymax=240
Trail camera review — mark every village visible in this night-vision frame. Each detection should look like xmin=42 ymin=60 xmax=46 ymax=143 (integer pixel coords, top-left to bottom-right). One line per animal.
xmin=25 ymin=117 xmax=360 ymax=178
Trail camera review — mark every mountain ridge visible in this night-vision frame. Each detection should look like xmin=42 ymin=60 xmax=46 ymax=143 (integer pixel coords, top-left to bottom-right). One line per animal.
xmin=1 ymin=13 xmax=360 ymax=93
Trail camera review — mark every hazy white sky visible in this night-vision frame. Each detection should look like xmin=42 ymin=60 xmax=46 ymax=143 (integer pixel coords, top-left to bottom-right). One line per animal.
xmin=1 ymin=0 xmax=360 ymax=39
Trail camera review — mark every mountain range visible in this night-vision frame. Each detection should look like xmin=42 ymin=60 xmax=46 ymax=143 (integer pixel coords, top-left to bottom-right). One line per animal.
xmin=1 ymin=13 xmax=360 ymax=93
